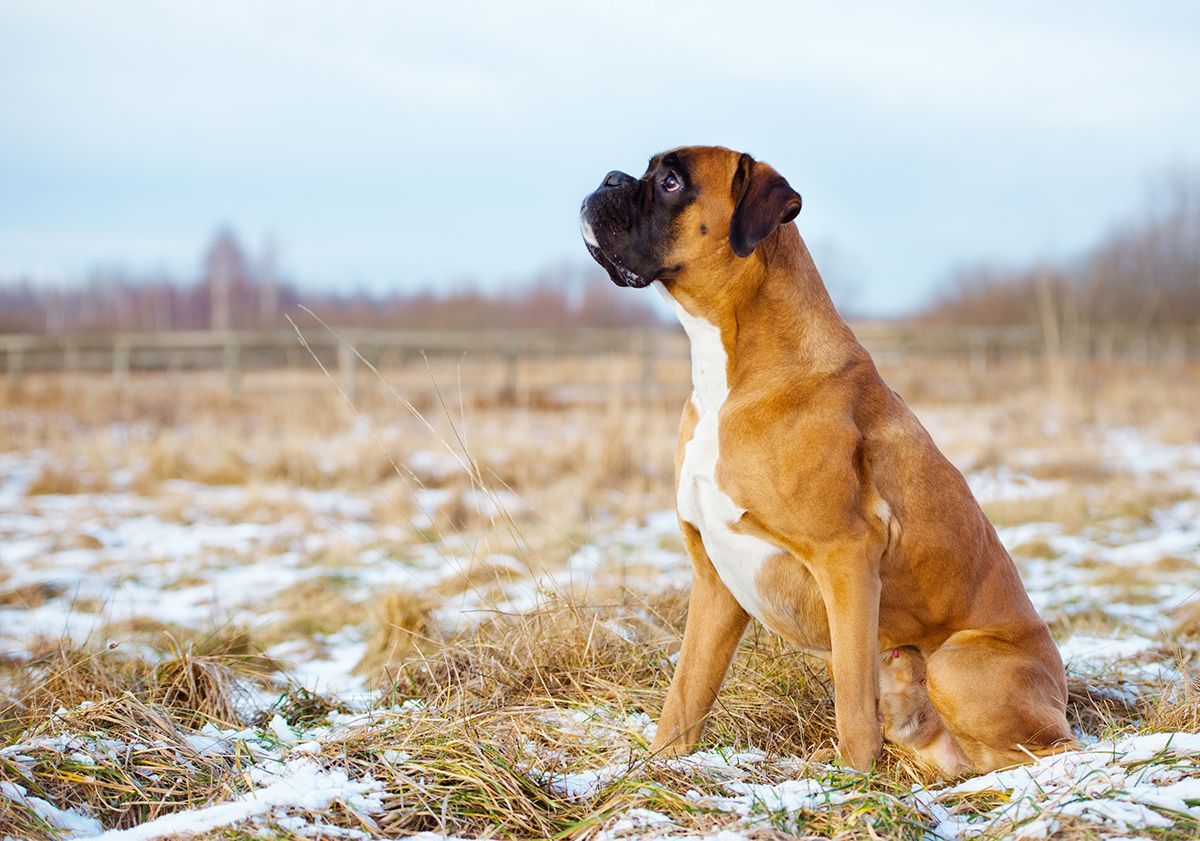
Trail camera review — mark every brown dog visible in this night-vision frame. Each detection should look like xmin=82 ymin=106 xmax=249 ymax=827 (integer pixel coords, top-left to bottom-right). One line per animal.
xmin=579 ymin=146 xmax=1074 ymax=774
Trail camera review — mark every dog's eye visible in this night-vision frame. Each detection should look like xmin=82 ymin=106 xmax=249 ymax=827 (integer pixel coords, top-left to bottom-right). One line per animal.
xmin=661 ymin=172 xmax=682 ymax=193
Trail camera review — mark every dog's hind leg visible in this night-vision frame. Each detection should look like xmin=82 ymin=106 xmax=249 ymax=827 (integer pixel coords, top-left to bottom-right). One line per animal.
xmin=924 ymin=627 xmax=1075 ymax=772
xmin=878 ymin=646 xmax=968 ymax=776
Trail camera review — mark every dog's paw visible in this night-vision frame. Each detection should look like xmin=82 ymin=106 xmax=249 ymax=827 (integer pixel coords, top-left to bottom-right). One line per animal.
xmin=648 ymin=740 xmax=696 ymax=761
xmin=837 ymin=733 xmax=883 ymax=772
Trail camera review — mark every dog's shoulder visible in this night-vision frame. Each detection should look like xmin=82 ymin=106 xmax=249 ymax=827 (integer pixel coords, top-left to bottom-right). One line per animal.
xmin=717 ymin=379 xmax=878 ymax=543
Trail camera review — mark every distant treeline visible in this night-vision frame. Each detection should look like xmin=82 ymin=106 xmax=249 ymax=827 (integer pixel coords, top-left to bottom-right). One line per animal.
xmin=4 ymin=169 xmax=1197 ymax=337
xmin=921 ymin=169 xmax=1200 ymax=341
xmin=0 ymin=229 xmax=661 ymax=334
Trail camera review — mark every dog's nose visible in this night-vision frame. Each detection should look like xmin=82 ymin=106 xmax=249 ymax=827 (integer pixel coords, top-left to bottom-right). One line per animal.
xmin=602 ymin=170 xmax=633 ymax=189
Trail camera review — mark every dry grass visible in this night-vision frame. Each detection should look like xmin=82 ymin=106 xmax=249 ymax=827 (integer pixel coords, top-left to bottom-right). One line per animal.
xmin=0 ymin=642 xmax=262 ymax=838
xmin=355 ymin=588 xmax=440 ymax=680
xmin=0 ymin=595 xmax=1195 ymax=839
xmin=263 ymin=577 xmax=370 ymax=643
xmin=1 ymin=350 xmax=1198 ymax=838
xmin=0 ymin=695 xmax=246 ymax=837
xmin=0 ymin=582 xmax=65 ymax=610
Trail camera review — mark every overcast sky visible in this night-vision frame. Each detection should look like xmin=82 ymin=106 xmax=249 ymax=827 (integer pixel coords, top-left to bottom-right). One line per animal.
xmin=2 ymin=1 xmax=1198 ymax=315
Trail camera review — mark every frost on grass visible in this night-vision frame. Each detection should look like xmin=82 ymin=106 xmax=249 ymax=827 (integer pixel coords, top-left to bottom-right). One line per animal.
xmin=930 ymin=733 xmax=1200 ymax=837
xmin=2 ymin=369 xmax=1199 ymax=838
xmin=84 ymin=758 xmax=385 ymax=841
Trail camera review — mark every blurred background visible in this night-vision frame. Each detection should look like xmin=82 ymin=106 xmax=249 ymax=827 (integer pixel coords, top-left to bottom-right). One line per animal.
xmin=3 ymin=6 xmax=1200 ymax=838
xmin=2 ymin=0 xmax=1198 ymax=338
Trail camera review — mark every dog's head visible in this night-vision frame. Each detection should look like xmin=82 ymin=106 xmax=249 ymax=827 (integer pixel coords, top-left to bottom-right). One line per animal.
xmin=579 ymin=146 xmax=801 ymax=290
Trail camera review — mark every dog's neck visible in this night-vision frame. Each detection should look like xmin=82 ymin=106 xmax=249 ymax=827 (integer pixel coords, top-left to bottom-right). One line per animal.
xmin=658 ymin=227 xmax=861 ymax=391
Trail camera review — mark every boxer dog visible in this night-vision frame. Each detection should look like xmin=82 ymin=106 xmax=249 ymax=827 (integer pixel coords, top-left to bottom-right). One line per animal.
xmin=579 ymin=146 xmax=1073 ymax=774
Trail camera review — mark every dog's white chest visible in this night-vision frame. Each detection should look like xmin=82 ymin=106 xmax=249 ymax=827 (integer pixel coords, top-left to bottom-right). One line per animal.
xmin=656 ymin=283 xmax=778 ymax=625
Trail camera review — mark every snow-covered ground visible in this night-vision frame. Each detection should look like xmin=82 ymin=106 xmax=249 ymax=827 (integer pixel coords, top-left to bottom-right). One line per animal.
xmin=2 ymin=409 xmax=1199 ymax=839
xmin=7 ymin=701 xmax=1200 ymax=840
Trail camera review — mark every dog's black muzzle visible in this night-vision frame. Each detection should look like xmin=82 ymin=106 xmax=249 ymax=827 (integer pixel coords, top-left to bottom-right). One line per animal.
xmin=579 ymin=171 xmax=654 ymax=288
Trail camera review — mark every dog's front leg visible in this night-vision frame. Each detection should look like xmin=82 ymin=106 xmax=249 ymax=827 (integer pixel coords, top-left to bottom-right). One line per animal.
xmin=810 ymin=543 xmax=883 ymax=771
xmin=651 ymin=523 xmax=749 ymax=757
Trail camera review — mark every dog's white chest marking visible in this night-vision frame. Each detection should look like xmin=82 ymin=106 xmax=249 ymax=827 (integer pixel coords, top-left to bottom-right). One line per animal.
xmin=655 ymin=282 xmax=778 ymax=625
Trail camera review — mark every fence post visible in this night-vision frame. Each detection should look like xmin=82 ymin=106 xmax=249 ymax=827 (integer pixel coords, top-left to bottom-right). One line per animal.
xmin=224 ymin=337 xmax=241 ymax=398
xmin=968 ymin=334 xmax=987 ymax=379
xmin=63 ymin=339 xmax=80 ymax=374
xmin=6 ymin=345 xmax=24 ymax=380
xmin=338 ymin=342 xmax=358 ymax=406
xmin=641 ymin=329 xmax=657 ymax=390
xmin=501 ymin=350 xmax=518 ymax=402
xmin=113 ymin=341 xmax=130 ymax=392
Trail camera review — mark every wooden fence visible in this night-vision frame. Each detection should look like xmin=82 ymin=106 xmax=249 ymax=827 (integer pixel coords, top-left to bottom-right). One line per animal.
xmin=0 ymin=327 xmax=670 ymax=400
xmin=1 ymin=324 xmax=1196 ymax=400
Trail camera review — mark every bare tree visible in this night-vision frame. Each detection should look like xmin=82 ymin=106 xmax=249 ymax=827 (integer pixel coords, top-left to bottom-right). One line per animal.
xmin=920 ymin=167 xmax=1200 ymax=345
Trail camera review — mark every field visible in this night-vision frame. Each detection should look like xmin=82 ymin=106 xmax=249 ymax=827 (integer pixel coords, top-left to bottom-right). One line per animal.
xmin=2 ymin=341 xmax=1199 ymax=840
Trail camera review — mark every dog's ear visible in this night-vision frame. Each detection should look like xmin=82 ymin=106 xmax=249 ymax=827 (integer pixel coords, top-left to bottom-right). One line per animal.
xmin=729 ymin=153 xmax=802 ymax=258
